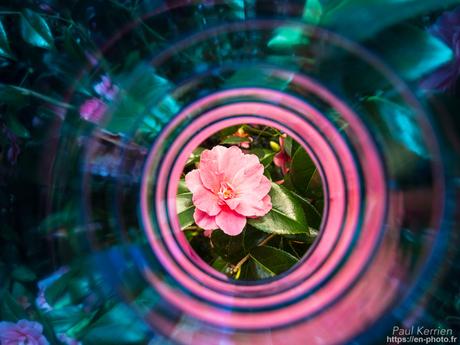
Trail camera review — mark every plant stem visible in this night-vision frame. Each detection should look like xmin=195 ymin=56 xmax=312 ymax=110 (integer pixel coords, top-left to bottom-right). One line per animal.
xmin=242 ymin=125 xmax=278 ymax=137
xmin=232 ymin=233 xmax=275 ymax=275
xmin=2 ymin=85 xmax=75 ymax=109
xmin=0 ymin=11 xmax=21 ymax=15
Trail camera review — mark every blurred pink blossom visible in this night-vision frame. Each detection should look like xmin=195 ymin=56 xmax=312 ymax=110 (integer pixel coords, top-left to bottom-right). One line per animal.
xmin=0 ymin=320 xmax=49 ymax=345
xmin=185 ymin=146 xmax=271 ymax=236
xmin=36 ymin=266 xmax=69 ymax=311
xmin=79 ymin=98 xmax=107 ymax=124
xmin=94 ymin=75 xmax=119 ymax=100
xmin=58 ymin=333 xmax=82 ymax=345
xmin=421 ymin=7 xmax=460 ymax=91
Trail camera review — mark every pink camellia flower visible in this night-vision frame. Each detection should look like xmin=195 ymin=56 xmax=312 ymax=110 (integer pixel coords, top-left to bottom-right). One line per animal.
xmin=0 ymin=320 xmax=49 ymax=345
xmin=185 ymin=146 xmax=272 ymax=236
xmin=421 ymin=6 xmax=460 ymax=91
xmin=79 ymin=98 xmax=107 ymax=124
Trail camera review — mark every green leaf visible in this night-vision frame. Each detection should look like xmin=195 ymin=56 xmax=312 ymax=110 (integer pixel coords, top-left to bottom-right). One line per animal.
xmin=283 ymin=136 xmax=296 ymax=157
xmin=63 ymin=26 xmax=86 ymax=62
xmin=177 ymin=179 xmax=189 ymax=194
xmin=48 ymin=306 xmax=87 ymax=333
xmin=6 ymin=114 xmax=30 ymax=138
xmin=221 ymin=136 xmax=250 ymax=145
xmin=250 ymin=245 xmax=299 ymax=275
xmin=323 ymin=0 xmax=460 ymax=41
xmin=366 ymin=96 xmax=428 ymax=157
xmin=240 ymin=257 xmax=275 ymax=280
xmin=44 ymin=271 xmax=74 ymax=308
xmin=12 ymin=265 xmax=37 ymax=282
xmin=227 ymin=0 xmax=246 ymax=20
xmin=0 ymin=290 xmax=27 ymax=321
xmin=268 ymin=26 xmax=309 ymax=49
xmin=211 ymin=230 xmax=246 ymax=263
xmin=212 ymin=257 xmax=232 ymax=274
xmin=38 ymin=203 xmax=76 ymax=233
xmin=106 ymin=94 xmax=144 ymax=134
xmin=291 ymin=192 xmax=323 ymax=230
xmin=176 ymin=192 xmax=195 ymax=229
xmin=251 ymin=148 xmax=275 ymax=167
xmin=108 ymin=65 xmax=177 ymax=134
xmin=185 ymin=147 xmax=205 ymax=166
xmin=218 ymin=125 xmax=240 ymax=138
xmin=303 ymin=0 xmax=323 ymax=25
xmin=375 ymin=25 xmax=453 ymax=81
xmin=243 ymin=226 xmax=271 ymax=252
xmin=224 ymin=67 xmax=292 ymax=90
xmin=248 ymin=183 xmax=308 ymax=235
xmin=0 ymin=20 xmax=13 ymax=59
xmin=289 ymin=146 xmax=316 ymax=195
xmin=81 ymin=303 xmax=150 ymax=344
xmin=20 ymin=10 xmax=54 ymax=49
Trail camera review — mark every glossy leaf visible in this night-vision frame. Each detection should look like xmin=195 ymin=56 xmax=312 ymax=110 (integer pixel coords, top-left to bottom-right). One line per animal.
xmin=224 ymin=67 xmax=292 ymax=90
xmin=44 ymin=271 xmax=74 ymax=308
xmin=289 ymin=146 xmax=316 ymax=195
xmin=307 ymin=170 xmax=324 ymax=204
xmin=323 ymin=0 xmax=460 ymax=41
xmin=268 ymin=26 xmax=309 ymax=49
xmin=221 ymin=136 xmax=250 ymax=145
xmin=6 ymin=115 xmax=30 ymax=138
xmin=48 ymin=306 xmax=87 ymax=333
xmin=12 ymin=265 xmax=36 ymax=282
xmin=371 ymin=25 xmax=453 ymax=82
xmin=240 ymin=257 xmax=275 ymax=280
xmin=303 ymin=0 xmax=323 ymax=25
xmin=250 ymin=245 xmax=298 ymax=275
xmin=0 ymin=20 xmax=13 ymax=59
xmin=176 ymin=192 xmax=195 ymax=229
xmin=243 ymin=226 xmax=270 ymax=252
xmin=211 ymin=230 xmax=246 ymax=263
xmin=107 ymin=64 xmax=176 ymax=134
xmin=251 ymin=148 xmax=276 ymax=167
xmin=212 ymin=256 xmax=232 ymax=274
xmin=366 ymin=96 xmax=428 ymax=157
xmin=291 ymin=191 xmax=322 ymax=230
xmin=81 ymin=303 xmax=150 ymax=344
xmin=283 ymin=136 xmax=296 ymax=157
xmin=185 ymin=147 xmax=205 ymax=166
xmin=20 ymin=10 xmax=54 ymax=49
xmin=177 ymin=179 xmax=189 ymax=194
xmin=0 ymin=290 xmax=27 ymax=321
xmin=248 ymin=183 xmax=308 ymax=234
xmin=189 ymin=234 xmax=214 ymax=263
xmin=218 ymin=125 xmax=240 ymax=138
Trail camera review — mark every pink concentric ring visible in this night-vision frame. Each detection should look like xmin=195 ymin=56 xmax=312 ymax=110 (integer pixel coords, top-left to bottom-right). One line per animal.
xmin=140 ymin=80 xmax=386 ymax=331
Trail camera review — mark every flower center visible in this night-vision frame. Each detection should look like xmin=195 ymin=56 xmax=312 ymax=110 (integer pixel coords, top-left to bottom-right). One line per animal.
xmin=218 ymin=182 xmax=236 ymax=200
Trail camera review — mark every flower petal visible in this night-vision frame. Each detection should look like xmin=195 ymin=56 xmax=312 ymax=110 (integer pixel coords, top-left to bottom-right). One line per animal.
xmin=198 ymin=147 xmax=225 ymax=191
xmin=215 ymin=208 xmax=246 ymax=236
xmin=194 ymin=209 xmax=218 ymax=230
xmin=185 ymin=169 xmax=204 ymax=193
xmin=236 ymin=194 xmax=272 ymax=217
xmin=221 ymin=146 xmax=247 ymax=179
xmin=238 ymin=175 xmax=272 ymax=201
xmin=192 ymin=188 xmax=221 ymax=216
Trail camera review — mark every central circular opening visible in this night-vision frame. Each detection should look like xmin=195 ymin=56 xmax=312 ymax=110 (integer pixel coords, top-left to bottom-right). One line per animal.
xmin=176 ymin=123 xmax=324 ymax=280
